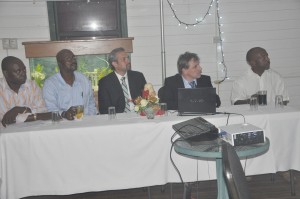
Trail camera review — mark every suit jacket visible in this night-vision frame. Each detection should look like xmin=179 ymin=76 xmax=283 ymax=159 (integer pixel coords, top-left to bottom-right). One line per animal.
xmin=160 ymin=74 xmax=221 ymax=110
xmin=98 ymin=70 xmax=146 ymax=114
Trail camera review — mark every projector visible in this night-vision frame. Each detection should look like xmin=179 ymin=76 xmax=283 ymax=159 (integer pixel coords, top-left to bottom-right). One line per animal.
xmin=219 ymin=123 xmax=265 ymax=146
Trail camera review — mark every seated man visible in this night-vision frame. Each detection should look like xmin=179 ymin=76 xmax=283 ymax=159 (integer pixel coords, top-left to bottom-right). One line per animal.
xmin=43 ymin=49 xmax=97 ymax=120
xmin=98 ymin=47 xmax=147 ymax=114
xmin=231 ymin=47 xmax=289 ymax=105
xmin=160 ymin=52 xmax=221 ymax=110
xmin=0 ymin=56 xmax=51 ymax=127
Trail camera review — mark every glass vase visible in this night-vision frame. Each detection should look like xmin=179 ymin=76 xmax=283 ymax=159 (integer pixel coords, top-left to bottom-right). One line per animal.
xmin=144 ymin=107 xmax=155 ymax=119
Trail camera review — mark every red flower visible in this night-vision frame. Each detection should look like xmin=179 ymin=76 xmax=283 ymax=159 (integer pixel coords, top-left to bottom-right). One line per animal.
xmin=156 ymin=109 xmax=165 ymax=115
xmin=142 ymin=90 xmax=149 ymax=99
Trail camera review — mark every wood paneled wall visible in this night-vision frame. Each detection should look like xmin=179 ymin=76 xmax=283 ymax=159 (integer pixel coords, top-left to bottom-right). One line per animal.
xmin=1 ymin=0 xmax=300 ymax=108
xmin=126 ymin=0 xmax=300 ymax=108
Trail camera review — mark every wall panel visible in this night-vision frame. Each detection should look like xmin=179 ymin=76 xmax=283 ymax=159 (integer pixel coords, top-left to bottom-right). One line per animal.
xmin=0 ymin=1 xmax=49 ymax=78
xmin=0 ymin=0 xmax=299 ymax=108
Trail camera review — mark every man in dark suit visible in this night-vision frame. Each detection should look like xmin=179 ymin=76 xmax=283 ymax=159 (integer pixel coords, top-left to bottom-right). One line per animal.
xmin=98 ymin=47 xmax=146 ymax=114
xmin=160 ymin=52 xmax=221 ymax=110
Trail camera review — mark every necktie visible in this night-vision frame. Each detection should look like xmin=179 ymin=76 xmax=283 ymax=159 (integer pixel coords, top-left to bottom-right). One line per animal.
xmin=121 ymin=77 xmax=131 ymax=113
xmin=189 ymin=81 xmax=196 ymax=88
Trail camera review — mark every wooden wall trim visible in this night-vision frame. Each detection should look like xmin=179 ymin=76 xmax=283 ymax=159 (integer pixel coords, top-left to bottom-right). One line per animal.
xmin=22 ymin=37 xmax=134 ymax=58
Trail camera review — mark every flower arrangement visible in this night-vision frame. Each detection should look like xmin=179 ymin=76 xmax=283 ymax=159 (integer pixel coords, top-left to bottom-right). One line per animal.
xmin=134 ymin=83 xmax=161 ymax=118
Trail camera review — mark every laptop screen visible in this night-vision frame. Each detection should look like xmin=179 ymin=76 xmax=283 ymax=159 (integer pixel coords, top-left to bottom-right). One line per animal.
xmin=178 ymin=87 xmax=216 ymax=115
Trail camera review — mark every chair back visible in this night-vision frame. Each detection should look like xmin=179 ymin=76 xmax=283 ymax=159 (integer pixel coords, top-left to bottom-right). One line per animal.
xmin=222 ymin=142 xmax=250 ymax=199
xmin=158 ymin=86 xmax=165 ymax=101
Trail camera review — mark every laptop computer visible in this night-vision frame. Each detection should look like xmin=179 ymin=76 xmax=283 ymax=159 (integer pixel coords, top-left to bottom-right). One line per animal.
xmin=178 ymin=87 xmax=216 ymax=116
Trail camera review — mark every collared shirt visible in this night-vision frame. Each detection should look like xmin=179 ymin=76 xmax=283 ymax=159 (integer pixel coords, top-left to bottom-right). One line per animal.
xmin=182 ymin=76 xmax=197 ymax=88
xmin=43 ymin=71 xmax=97 ymax=115
xmin=231 ymin=68 xmax=289 ymax=104
xmin=0 ymin=78 xmax=47 ymax=122
xmin=115 ymin=71 xmax=134 ymax=111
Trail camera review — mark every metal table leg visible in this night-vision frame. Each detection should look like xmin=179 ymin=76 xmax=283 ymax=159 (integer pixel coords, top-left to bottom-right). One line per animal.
xmin=290 ymin=170 xmax=295 ymax=196
xmin=216 ymin=158 xmax=229 ymax=199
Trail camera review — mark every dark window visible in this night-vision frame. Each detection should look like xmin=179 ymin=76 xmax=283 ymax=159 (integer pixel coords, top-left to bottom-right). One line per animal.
xmin=47 ymin=0 xmax=127 ymax=40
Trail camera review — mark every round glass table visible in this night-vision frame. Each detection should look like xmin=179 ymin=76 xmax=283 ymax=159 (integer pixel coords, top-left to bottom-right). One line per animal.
xmin=174 ymin=138 xmax=270 ymax=199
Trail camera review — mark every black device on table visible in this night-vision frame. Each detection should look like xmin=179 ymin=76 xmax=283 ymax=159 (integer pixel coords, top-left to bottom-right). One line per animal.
xmin=172 ymin=117 xmax=219 ymax=145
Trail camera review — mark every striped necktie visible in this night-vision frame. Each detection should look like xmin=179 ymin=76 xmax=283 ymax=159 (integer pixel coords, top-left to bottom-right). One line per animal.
xmin=121 ymin=77 xmax=131 ymax=113
xmin=189 ymin=81 xmax=196 ymax=88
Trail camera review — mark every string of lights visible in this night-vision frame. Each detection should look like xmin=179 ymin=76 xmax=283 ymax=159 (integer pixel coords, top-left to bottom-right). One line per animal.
xmin=166 ymin=0 xmax=214 ymax=28
xmin=166 ymin=0 xmax=228 ymax=84
xmin=215 ymin=0 xmax=228 ymax=84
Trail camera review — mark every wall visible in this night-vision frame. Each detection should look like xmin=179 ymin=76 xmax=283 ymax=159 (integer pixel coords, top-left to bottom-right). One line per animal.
xmin=218 ymin=0 xmax=300 ymax=107
xmin=0 ymin=0 xmax=300 ymax=108
xmin=127 ymin=0 xmax=300 ymax=108
xmin=0 ymin=1 xmax=49 ymax=78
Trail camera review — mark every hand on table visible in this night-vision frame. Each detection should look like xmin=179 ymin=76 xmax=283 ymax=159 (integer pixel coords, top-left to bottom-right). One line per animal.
xmin=62 ymin=106 xmax=77 ymax=120
xmin=1 ymin=106 xmax=31 ymax=127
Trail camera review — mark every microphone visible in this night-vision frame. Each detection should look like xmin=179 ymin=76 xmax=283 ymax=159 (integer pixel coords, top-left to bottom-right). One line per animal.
xmin=214 ymin=76 xmax=229 ymax=84
xmin=214 ymin=80 xmax=222 ymax=84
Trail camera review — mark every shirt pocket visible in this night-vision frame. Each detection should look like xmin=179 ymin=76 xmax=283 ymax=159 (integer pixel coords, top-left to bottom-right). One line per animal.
xmin=72 ymin=86 xmax=84 ymax=106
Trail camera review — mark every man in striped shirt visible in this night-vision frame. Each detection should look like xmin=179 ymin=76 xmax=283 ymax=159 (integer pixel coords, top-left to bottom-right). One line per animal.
xmin=0 ymin=56 xmax=51 ymax=127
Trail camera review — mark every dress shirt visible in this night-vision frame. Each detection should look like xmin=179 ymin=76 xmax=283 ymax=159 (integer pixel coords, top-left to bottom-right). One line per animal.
xmin=231 ymin=68 xmax=289 ymax=104
xmin=0 ymin=78 xmax=47 ymax=122
xmin=43 ymin=71 xmax=97 ymax=115
xmin=114 ymin=72 xmax=134 ymax=111
xmin=182 ymin=77 xmax=197 ymax=88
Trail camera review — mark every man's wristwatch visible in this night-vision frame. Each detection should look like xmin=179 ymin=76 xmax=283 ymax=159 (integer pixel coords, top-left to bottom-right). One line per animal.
xmin=61 ymin=111 xmax=66 ymax=118
xmin=33 ymin=113 xmax=37 ymax=121
xmin=22 ymin=107 xmax=28 ymax=114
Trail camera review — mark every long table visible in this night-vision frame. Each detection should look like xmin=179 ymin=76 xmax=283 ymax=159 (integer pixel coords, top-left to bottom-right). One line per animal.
xmin=1 ymin=105 xmax=300 ymax=199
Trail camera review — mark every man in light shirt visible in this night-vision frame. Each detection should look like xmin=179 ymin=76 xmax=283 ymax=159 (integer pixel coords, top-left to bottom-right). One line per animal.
xmin=43 ymin=49 xmax=97 ymax=120
xmin=0 ymin=56 xmax=50 ymax=127
xmin=231 ymin=47 xmax=289 ymax=105
xmin=98 ymin=47 xmax=146 ymax=114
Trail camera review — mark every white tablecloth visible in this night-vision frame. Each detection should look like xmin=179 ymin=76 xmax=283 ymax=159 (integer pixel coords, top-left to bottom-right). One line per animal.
xmin=1 ymin=105 xmax=300 ymax=199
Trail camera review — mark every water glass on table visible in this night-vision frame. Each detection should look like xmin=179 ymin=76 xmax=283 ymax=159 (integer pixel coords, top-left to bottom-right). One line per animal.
xmin=258 ymin=90 xmax=267 ymax=106
xmin=108 ymin=106 xmax=116 ymax=120
xmin=275 ymin=95 xmax=284 ymax=108
xmin=159 ymin=103 xmax=168 ymax=116
xmin=249 ymin=96 xmax=258 ymax=111
xmin=52 ymin=111 xmax=61 ymax=123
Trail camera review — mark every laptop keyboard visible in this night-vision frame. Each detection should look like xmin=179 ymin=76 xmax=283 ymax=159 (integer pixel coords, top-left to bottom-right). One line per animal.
xmin=172 ymin=117 xmax=219 ymax=140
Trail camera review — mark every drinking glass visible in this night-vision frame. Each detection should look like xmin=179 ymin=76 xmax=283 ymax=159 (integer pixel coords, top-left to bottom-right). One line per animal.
xmin=75 ymin=105 xmax=84 ymax=120
xmin=275 ymin=95 xmax=284 ymax=108
xmin=108 ymin=106 xmax=116 ymax=120
xmin=249 ymin=96 xmax=258 ymax=111
xmin=159 ymin=103 xmax=168 ymax=116
xmin=52 ymin=111 xmax=61 ymax=123
xmin=258 ymin=90 xmax=267 ymax=105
